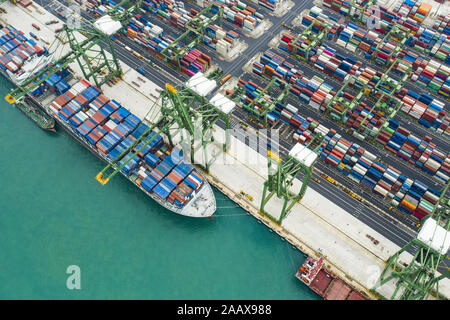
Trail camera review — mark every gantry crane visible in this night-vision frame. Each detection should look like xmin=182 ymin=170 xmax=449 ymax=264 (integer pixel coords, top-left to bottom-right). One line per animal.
xmin=324 ymin=75 xmax=365 ymax=124
xmin=5 ymin=0 xmax=143 ymax=104
xmin=372 ymin=24 xmax=410 ymax=67
xmin=159 ymin=3 xmax=223 ymax=69
xmin=352 ymin=58 xmax=412 ymax=139
xmin=96 ymin=74 xmax=234 ymax=184
xmin=243 ymin=78 xmax=291 ymax=126
xmin=291 ymin=18 xmax=329 ymax=62
xmin=372 ymin=182 xmax=450 ymax=300
xmin=260 ymin=133 xmax=324 ymax=224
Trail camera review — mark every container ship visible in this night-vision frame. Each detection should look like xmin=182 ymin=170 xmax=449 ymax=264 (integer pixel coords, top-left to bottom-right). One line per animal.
xmin=295 ymin=256 xmax=368 ymax=300
xmin=0 ymin=24 xmax=56 ymax=131
xmin=1 ymin=23 xmax=216 ymax=218
xmin=24 ymin=74 xmax=217 ymax=217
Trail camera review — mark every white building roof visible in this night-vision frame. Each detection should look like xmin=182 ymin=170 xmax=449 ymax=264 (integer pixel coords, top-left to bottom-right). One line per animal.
xmin=417 ymin=218 xmax=450 ymax=255
xmin=93 ymin=15 xmax=123 ymax=36
xmin=186 ymin=72 xmax=217 ymax=97
xmin=288 ymin=143 xmax=318 ymax=168
xmin=209 ymin=93 xmax=235 ymax=114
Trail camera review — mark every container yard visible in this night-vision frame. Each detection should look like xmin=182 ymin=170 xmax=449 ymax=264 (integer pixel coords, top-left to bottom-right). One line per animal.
xmin=1 ymin=0 xmax=449 ymax=301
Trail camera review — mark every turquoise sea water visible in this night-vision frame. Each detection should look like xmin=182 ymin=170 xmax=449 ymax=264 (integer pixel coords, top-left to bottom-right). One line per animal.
xmin=0 ymin=77 xmax=319 ymax=300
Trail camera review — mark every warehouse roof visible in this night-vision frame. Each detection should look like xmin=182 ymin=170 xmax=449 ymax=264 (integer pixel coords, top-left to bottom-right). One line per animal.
xmin=209 ymin=93 xmax=235 ymax=114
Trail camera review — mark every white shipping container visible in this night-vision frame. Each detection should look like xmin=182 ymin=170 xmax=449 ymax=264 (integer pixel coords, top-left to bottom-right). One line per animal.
xmin=286 ymin=103 xmax=298 ymax=114
xmin=425 ymin=158 xmax=440 ymax=170
xmin=309 ymin=101 xmax=320 ymax=110
xmin=336 ymin=39 xmax=347 ymax=47
xmin=374 ymin=185 xmax=388 ymax=197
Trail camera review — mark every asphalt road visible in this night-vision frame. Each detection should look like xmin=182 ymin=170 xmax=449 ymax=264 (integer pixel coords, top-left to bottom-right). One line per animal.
xmin=33 ymin=0 xmax=449 ymax=275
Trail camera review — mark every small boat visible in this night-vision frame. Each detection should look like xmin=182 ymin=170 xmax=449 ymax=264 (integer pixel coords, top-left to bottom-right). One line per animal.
xmin=15 ymin=97 xmax=56 ymax=132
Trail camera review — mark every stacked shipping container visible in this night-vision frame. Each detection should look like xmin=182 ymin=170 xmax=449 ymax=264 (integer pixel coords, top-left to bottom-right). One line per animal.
xmin=376 ymin=119 xmax=450 ymax=184
xmin=276 ymin=101 xmax=443 ymax=218
xmin=0 ymin=24 xmax=44 ymax=76
xmin=250 ymin=50 xmax=450 ymax=184
xmin=196 ymin=0 xmax=264 ymax=32
xmin=86 ymin=0 xmax=212 ymax=76
xmin=278 ymin=19 xmax=450 ymax=128
xmin=321 ymin=1 xmax=450 ymax=66
xmin=48 ymin=78 xmax=206 ymax=209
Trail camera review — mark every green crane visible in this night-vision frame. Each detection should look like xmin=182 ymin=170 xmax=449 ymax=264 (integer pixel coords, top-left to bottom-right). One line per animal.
xmin=291 ymin=18 xmax=329 ymax=62
xmin=372 ymin=182 xmax=450 ymax=300
xmin=5 ymin=0 xmax=142 ymax=104
xmin=159 ymin=3 xmax=223 ymax=69
xmin=96 ymin=77 xmax=234 ymax=184
xmin=372 ymin=24 xmax=410 ymax=67
xmin=324 ymin=75 xmax=365 ymax=124
xmin=260 ymin=133 xmax=324 ymax=224
xmin=234 ymin=78 xmax=291 ymax=126
xmin=353 ymin=58 xmax=412 ymax=139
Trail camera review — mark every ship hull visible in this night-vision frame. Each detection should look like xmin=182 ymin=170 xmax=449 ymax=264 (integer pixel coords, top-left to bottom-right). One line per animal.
xmin=2 ymin=57 xmax=215 ymax=217
xmin=2 ymin=69 xmax=56 ymax=131
xmin=26 ymin=94 xmax=216 ymax=218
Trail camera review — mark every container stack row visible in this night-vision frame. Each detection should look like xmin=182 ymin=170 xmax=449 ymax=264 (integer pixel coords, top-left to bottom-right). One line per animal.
xmin=142 ymin=1 xmax=241 ymax=56
xmin=406 ymin=29 xmax=450 ymax=64
xmin=433 ymin=14 xmax=450 ymax=35
xmin=138 ymin=148 xmax=204 ymax=208
xmin=26 ymin=65 xmax=72 ymax=99
xmin=305 ymin=9 xmax=450 ymax=99
xmin=204 ymin=25 xmax=239 ymax=56
xmin=277 ymin=28 xmax=450 ymax=131
xmin=222 ymin=3 xmax=261 ymax=32
xmin=279 ymin=102 xmax=443 ymax=218
xmin=253 ymin=50 xmax=337 ymax=111
xmin=396 ymin=88 xmax=448 ymax=133
xmin=376 ymin=119 xmax=450 ymax=184
xmin=235 ymin=78 xmax=276 ymax=120
xmin=195 ymin=0 xmax=264 ymax=32
xmin=323 ymin=1 xmax=450 ymax=66
xmin=0 ymin=24 xmax=44 ymax=74
xmin=251 ymin=49 xmax=450 ymax=183
xmin=128 ymin=15 xmax=213 ymax=75
xmin=87 ymin=0 xmax=213 ymax=75
xmin=394 ymin=0 xmax=432 ymax=24
xmin=405 ymin=55 xmax=450 ymax=98
xmin=48 ymin=79 xmax=205 ymax=209
xmin=209 ymin=0 xmax=281 ymax=12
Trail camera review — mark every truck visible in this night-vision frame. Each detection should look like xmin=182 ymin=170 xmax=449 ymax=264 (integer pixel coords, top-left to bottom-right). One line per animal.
xmin=133 ymin=51 xmax=143 ymax=59
xmin=29 ymin=32 xmax=39 ymax=40
xmin=219 ymin=74 xmax=231 ymax=86
xmin=136 ymin=67 xmax=146 ymax=76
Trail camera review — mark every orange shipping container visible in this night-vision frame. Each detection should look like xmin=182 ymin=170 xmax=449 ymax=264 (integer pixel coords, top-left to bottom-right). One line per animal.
xmin=127 ymin=28 xmax=137 ymax=38
xmin=264 ymin=65 xmax=274 ymax=75
xmin=417 ymin=3 xmax=432 ymax=16
xmin=400 ymin=199 xmax=417 ymax=211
